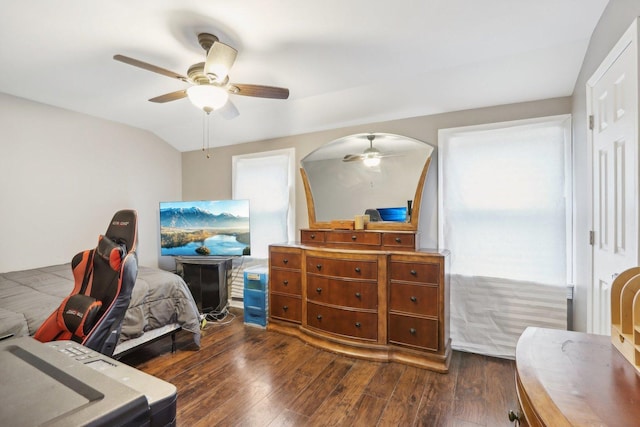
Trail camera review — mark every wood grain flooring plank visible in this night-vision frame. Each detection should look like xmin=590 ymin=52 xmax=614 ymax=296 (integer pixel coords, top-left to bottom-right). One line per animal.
xmin=337 ymin=393 xmax=386 ymax=427
xmin=377 ymin=365 xmax=428 ymax=426
xmin=306 ymin=359 xmax=380 ymax=426
xmin=452 ymin=352 xmax=488 ymax=425
xmin=483 ymin=356 xmax=517 ymax=427
xmin=288 ymin=357 xmax=355 ymax=417
xmin=363 ymin=361 xmax=406 ymax=400
xmin=414 ymin=350 xmax=461 ymax=427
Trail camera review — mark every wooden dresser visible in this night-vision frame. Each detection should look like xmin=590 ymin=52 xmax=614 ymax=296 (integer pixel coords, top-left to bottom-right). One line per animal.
xmin=268 ymin=229 xmax=450 ymax=372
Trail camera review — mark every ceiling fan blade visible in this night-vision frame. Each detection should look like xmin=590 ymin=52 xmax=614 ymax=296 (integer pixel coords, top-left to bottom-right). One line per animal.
xmin=342 ymin=154 xmax=363 ymax=162
xmin=204 ymin=42 xmax=238 ymax=82
xmin=231 ymin=84 xmax=289 ymax=99
xmin=218 ymin=100 xmax=239 ymax=120
xmin=113 ymin=54 xmax=188 ymax=82
xmin=149 ymin=90 xmax=188 ymax=103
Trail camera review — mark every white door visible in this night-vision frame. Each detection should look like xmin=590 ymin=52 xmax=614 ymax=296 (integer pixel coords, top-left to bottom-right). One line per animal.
xmin=589 ymin=20 xmax=639 ymax=335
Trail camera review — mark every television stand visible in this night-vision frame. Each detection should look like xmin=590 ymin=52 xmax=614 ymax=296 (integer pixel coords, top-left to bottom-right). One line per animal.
xmin=175 ymin=257 xmax=232 ymax=315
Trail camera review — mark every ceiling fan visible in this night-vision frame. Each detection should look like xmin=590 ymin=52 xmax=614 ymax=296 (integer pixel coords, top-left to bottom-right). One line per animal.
xmin=343 ymin=134 xmax=383 ymax=167
xmin=113 ymin=33 xmax=289 ymax=118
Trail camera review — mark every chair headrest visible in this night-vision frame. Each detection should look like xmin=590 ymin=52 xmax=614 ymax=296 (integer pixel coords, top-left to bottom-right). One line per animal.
xmin=104 ymin=210 xmax=138 ymax=254
xmin=96 ymin=235 xmax=124 ymax=271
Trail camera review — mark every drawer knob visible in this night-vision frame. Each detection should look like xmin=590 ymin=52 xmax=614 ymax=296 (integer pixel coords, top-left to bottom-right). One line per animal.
xmin=310 ymin=233 xmax=316 ymax=239
xmin=316 ymin=287 xmax=322 ymax=294
xmin=355 ymin=322 xmax=361 ymax=328
xmin=410 ymin=269 xmax=417 ymax=276
xmin=283 ymin=305 xmax=288 ymax=312
xmin=508 ymin=410 xmax=521 ymax=423
xmin=355 ymin=267 xmax=361 ymax=273
xmin=283 ymin=280 xmax=289 ymax=286
xmin=317 ymin=315 xmax=323 ymax=321
xmin=351 ymin=235 xmax=357 ymax=240
xmin=283 ymin=258 xmax=289 ymax=264
xmin=355 ymin=292 xmax=361 ymax=299
xmin=410 ymin=296 xmax=417 ymax=303
xmin=395 ymin=237 xmax=401 ymax=243
xmin=410 ymin=328 xmax=417 ymax=335
xmin=316 ymin=264 xmax=322 ymax=270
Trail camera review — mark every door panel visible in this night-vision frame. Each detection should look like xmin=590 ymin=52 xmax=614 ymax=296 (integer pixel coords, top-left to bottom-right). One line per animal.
xmin=591 ymin=37 xmax=638 ymax=335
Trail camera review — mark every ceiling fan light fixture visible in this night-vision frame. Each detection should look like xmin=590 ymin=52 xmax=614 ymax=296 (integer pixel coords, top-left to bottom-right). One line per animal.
xmin=363 ymin=151 xmax=381 ymax=167
xmin=187 ymin=84 xmax=229 ymax=112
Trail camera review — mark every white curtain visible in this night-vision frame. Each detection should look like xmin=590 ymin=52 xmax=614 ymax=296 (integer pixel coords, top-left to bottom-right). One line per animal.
xmin=439 ymin=116 xmax=571 ymax=358
xmin=233 ymin=149 xmax=295 ymax=259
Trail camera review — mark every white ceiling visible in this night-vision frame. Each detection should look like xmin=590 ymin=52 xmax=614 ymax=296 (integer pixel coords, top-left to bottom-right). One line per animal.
xmin=0 ymin=0 xmax=609 ymax=152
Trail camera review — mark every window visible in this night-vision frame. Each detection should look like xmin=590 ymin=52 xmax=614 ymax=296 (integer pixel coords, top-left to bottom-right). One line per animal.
xmin=232 ymin=148 xmax=295 ymax=259
xmin=439 ymin=115 xmax=572 ymax=357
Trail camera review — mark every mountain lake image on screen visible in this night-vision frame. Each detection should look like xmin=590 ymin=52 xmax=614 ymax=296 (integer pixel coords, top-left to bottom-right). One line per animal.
xmin=159 ymin=200 xmax=251 ymax=256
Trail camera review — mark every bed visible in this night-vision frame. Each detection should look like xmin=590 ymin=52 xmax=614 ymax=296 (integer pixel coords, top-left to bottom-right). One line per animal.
xmin=0 ymin=263 xmax=201 ymax=356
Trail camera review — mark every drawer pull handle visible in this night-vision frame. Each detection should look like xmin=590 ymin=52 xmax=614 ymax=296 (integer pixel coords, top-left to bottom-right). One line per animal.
xmin=355 ymin=322 xmax=361 ymax=328
xmin=283 ymin=305 xmax=288 ymax=312
xmin=508 ymin=410 xmax=521 ymax=423
xmin=316 ymin=264 xmax=322 ymax=270
xmin=283 ymin=258 xmax=289 ymax=264
xmin=310 ymin=234 xmax=316 ymax=239
xmin=351 ymin=235 xmax=357 ymax=240
xmin=317 ymin=315 xmax=323 ymax=321
xmin=395 ymin=237 xmax=401 ymax=243
xmin=410 ymin=328 xmax=417 ymax=335
xmin=316 ymin=287 xmax=322 ymax=293
xmin=410 ymin=296 xmax=417 ymax=303
xmin=410 ymin=270 xmax=417 ymax=276
xmin=355 ymin=292 xmax=361 ymax=299
xmin=355 ymin=267 xmax=361 ymax=273
xmin=283 ymin=280 xmax=289 ymax=286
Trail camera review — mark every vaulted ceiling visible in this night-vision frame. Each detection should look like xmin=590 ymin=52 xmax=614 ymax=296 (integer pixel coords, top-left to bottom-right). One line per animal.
xmin=0 ymin=0 xmax=609 ymax=151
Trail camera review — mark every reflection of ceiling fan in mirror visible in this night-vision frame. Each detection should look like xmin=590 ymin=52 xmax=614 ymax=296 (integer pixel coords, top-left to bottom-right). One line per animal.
xmin=343 ymin=134 xmax=383 ymax=167
xmin=113 ymin=33 xmax=289 ymax=119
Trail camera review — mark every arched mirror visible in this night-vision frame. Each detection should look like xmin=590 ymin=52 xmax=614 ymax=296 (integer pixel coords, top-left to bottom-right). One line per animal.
xmin=301 ymin=133 xmax=435 ymax=231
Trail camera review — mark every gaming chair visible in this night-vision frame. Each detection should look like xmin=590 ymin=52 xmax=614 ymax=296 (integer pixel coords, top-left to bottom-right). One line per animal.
xmin=34 ymin=210 xmax=138 ymax=356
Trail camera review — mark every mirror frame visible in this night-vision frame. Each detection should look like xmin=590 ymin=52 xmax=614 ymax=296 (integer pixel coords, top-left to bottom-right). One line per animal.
xmin=301 ymin=138 xmax=432 ymax=232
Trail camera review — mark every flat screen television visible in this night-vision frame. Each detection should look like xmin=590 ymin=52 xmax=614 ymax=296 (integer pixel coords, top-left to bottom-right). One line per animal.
xmin=159 ymin=199 xmax=250 ymax=257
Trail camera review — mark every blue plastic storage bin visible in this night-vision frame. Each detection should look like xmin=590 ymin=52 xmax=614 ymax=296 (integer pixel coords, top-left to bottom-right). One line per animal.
xmin=243 ymin=266 xmax=268 ymax=327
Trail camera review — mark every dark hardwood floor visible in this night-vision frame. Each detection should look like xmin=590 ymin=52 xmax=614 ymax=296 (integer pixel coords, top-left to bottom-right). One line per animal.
xmin=121 ymin=310 xmax=518 ymax=426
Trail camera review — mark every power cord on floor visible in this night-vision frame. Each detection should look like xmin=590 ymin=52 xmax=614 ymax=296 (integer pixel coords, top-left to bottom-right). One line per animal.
xmin=200 ymin=306 xmax=236 ymax=329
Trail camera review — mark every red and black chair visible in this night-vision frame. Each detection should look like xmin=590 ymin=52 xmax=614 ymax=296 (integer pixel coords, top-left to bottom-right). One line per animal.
xmin=34 ymin=210 xmax=138 ymax=356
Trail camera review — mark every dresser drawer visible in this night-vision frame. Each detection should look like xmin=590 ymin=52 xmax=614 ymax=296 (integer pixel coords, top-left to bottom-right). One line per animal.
xmin=306 ymin=275 xmax=377 ymax=309
xmin=270 ymin=269 xmax=302 ymax=295
xmin=325 ymin=231 xmax=381 ymax=246
xmin=270 ymin=250 xmax=302 ymax=269
xmin=389 ymin=260 xmax=440 ymax=284
xmin=389 ymin=313 xmax=438 ymax=351
xmin=270 ymin=294 xmax=302 ymax=323
xmin=389 ymin=282 xmax=438 ymax=316
xmin=382 ymin=233 xmax=416 ymax=250
xmin=307 ymin=302 xmax=377 ymax=341
xmin=301 ymin=229 xmax=326 ymax=244
xmin=307 ymin=256 xmax=377 ymax=280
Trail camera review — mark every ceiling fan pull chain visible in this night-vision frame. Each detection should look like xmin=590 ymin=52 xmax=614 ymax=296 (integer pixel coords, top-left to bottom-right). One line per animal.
xmin=207 ymin=112 xmax=212 ymax=159
xmin=202 ymin=110 xmax=211 ymax=159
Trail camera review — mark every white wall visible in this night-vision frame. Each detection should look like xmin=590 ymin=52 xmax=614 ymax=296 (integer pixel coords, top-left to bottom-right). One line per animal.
xmin=571 ymin=1 xmax=640 ymax=332
xmin=182 ymin=97 xmax=571 ymax=262
xmin=0 ymin=93 xmax=182 ymax=271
